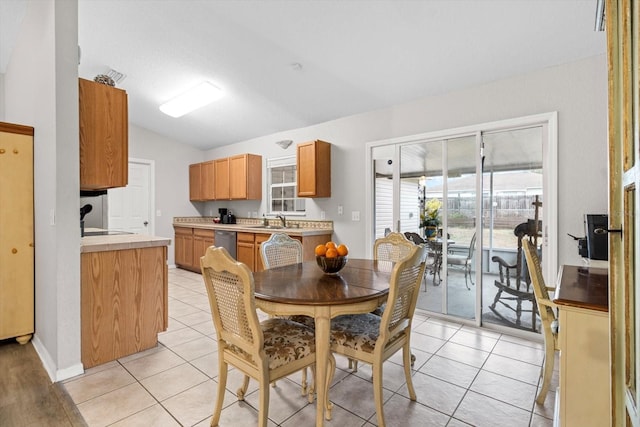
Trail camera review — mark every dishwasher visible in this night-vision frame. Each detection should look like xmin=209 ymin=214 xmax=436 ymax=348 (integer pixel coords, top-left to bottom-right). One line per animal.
xmin=214 ymin=230 xmax=237 ymax=259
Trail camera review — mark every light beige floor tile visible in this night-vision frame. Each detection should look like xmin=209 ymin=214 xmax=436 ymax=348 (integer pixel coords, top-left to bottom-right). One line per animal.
xmin=77 ymin=382 xmax=156 ymax=427
xmin=435 ymin=341 xmax=490 ymax=368
xmin=377 ymin=393 xmax=450 ymax=426
xmin=470 ymin=370 xmax=537 ymax=410
xmin=190 ymin=351 xmax=220 ymax=379
xmin=158 ymin=325 xmax=206 ymax=348
xmin=193 ymin=401 xmax=278 ymax=427
xmin=117 ymin=343 xmax=165 ymax=364
xmin=530 ymin=412 xmax=554 ymax=426
xmin=397 ymin=370 xmax=466 ymax=415
xmin=482 ymin=353 xmax=541 ymax=385
xmin=109 ymin=404 xmax=181 ymax=427
xmin=191 ymin=319 xmax=216 ymax=336
xmin=163 ymin=315 xmax=188 ymax=334
xmin=280 ymin=400 xmax=366 ymax=426
xmin=409 ymin=332 xmax=447 ymax=354
xmin=122 ymin=348 xmax=185 ymax=380
xmin=169 ymin=334 xmax=217 ymax=361
xmin=328 ymin=374 xmax=393 ymax=420
xmin=454 ymin=391 xmax=531 ymax=427
xmin=533 ymin=387 xmax=556 ymax=419
xmin=388 ymin=347 xmax=431 ymax=370
xmin=459 ymin=325 xmax=502 ymax=339
xmin=418 ymin=355 xmax=480 ymax=389
xmin=448 ymin=329 xmax=498 ymax=352
xmin=168 ymin=299 xmax=201 ymax=318
xmin=499 ymin=333 xmax=544 ymax=349
xmin=492 ymin=339 xmax=544 ymax=366
xmin=414 ymin=321 xmax=459 ymax=340
xmin=354 ymin=358 xmax=413 ymax=393
xmin=141 ymin=362 xmax=209 ymax=401
xmin=424 ymin=317 xmax=463 ymax=329
xmin=64 ymin=364 xmax=135 ymax=404
xmin=63 ymin=361 xmax=119 ymax=382
xmin=243 ymin=377 xmax=312 ymax=425
xmin=161 ymin=379 xmax=221 ymax=426
xmin=447 ymin=418 xmax=474 ymax=426
xmin=173 ymin=309 xmax=211 ymax=326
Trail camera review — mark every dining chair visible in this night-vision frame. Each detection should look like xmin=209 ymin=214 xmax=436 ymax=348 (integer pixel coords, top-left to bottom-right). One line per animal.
xmin=200 ymin=246 xmax=322 ymax=427
xmin=446 ymin=232 xmax=476 ymax=290
xmin=329 ymin=244 xmax=428 ymax=427
xmin=259 ymin=232 xmax=315 ymax=397
xmin=522 ymin=239 xmax=559 ymax=404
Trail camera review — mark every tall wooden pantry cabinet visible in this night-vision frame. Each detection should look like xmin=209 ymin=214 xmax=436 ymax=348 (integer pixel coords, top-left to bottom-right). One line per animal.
xmin=0 ymin=122 xmax=34 ymax=344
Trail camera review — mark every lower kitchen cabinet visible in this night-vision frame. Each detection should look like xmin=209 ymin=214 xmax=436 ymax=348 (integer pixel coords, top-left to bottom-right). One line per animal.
xmin=81 ymin=245 xmax=168 ymax=368
xmin=236 ymin=232 xmax=256 ymax=270
xmin=174 ymin=226 xmax=214 ymax=272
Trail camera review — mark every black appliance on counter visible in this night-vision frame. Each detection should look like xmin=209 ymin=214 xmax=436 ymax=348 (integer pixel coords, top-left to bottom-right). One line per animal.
xmin=219 ymin=208 xmax=236 ymax=224
xmin=568 ymin=214 xmax=609 ymax=261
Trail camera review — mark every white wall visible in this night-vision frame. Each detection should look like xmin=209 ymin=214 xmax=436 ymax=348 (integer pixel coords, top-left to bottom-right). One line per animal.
xmin=128 ymin=125 xmax=204 ymax=266
xmin=4 ymin=0 xmax=82 ymax=381
xmin=203 ymin=54 xmax=608 ymax=267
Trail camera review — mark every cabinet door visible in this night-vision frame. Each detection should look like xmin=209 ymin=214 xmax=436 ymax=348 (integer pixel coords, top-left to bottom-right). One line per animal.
xmin=174 ymin=227 xmax=193 ymax=268
xmin=229 ymin=154 xmax=262 ymax=200
xmin=254 ymin=233 xmax=271 ymax=272
xmin=236 ymin=232 xmax=255 ymax=270
xmin=0 ymin=124 xmax=34 ymax=342
xmin=201 ymin=160 xmax=215 ymax=200
xmin=215 ymin=158 xmax=230 ymax=200
xmin=193 ymin=229 xmax=214 ymax=268
xmin=79 ymin=78 xmax=128 ymax=190
xmin=297 ymin=140 xmax=331 ymax=197
xmin=189 ymin=163 xmax=202 ymax=201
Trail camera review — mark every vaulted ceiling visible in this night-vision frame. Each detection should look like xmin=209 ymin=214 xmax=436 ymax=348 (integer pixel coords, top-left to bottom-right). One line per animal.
xmin=2 ymin=1 xmax=606 ymax=150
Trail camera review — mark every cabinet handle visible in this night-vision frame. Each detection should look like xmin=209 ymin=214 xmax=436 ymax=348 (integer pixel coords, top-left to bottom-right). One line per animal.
xmin=12 ymin=248 xmax=18 ymax=254
xmin=0 ymin=148 xmax=5 ymax=154
xmin=13 ymin=149 xmax=18 ymax=154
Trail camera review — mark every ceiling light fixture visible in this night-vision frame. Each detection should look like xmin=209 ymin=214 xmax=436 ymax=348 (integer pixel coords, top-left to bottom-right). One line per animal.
xmin=159 ymin=82 xmax=223 ymax=118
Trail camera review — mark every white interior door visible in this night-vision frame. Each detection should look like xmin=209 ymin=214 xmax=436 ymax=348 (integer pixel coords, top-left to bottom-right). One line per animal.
xmin=109 ymin=159 xmax=154 ymax=235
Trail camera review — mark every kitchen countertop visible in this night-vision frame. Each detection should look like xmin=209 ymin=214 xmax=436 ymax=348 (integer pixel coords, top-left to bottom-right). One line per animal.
xmin=81 ymin=231 xmax=171 ymax=253
xmin=173 ymin=217 xmax=333 ymax=237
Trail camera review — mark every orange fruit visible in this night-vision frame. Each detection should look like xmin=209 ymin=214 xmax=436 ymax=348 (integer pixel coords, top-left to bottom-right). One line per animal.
xmin=325 ymin=248 xmax=338 ymax=258
xmin=337 ymin=244 xmax=349 ymax=256
xmin=325 ymin=241 xmax=337 ymax=250
xmin=315 ymin=244 xmax=327 ymax=256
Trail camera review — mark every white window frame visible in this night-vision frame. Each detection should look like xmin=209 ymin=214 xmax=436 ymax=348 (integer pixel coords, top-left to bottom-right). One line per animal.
xmin=266 ymin=155 xmax=306 ymax=216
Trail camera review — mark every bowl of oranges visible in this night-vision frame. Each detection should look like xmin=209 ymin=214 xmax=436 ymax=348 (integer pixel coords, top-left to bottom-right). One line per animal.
xmin=315 ymin=241 xmax=349 ymax=274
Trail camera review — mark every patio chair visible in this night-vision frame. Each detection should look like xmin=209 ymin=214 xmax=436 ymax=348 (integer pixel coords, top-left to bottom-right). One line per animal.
xmin=260 ymin=233 xmax=314 ymax=396
xmin=404 ymin=232 xmax=438 ymax=288
xmin=200 ymin=246 xmax=325 ymax=427
xmin=489 ymin=220 xmax=541 ymax=332
xmin=329 ymin=244 xmax=428 ymax=427
xmin=522 ymin=239 xmax=558 ymax=404
xmin=446 ymin=232 xmax=476 ymax=290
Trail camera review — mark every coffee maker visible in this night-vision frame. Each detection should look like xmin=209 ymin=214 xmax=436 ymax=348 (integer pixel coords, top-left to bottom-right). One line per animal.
xmin=219 ymin=208 xmax=236 ymax=224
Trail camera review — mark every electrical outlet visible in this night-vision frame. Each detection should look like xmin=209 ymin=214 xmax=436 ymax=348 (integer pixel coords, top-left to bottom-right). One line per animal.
xmin=252 ymin=211 xmax=258 ymax=218
xmin=352 ymin=211 xmax=360 ymax=221
xmin=156 ymin=210 xmax=162 ymax=217
xmin=338 ymin=205 xmax=343 ymax=215
xmin=320 ymin=211 xmax=326 ymax=220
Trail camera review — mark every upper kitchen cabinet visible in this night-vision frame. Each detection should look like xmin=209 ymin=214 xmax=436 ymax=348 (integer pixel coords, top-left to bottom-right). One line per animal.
xmin=189 ymin=160 xmax=215 ymax=201
xmin=297 ymin=140 xmax=331 ymax=198
xmin=79 ymin=78 xmax=128 ymax=190
xmin=229 ymin=154 xmax=262 ymax=200
xmin=214 ymin=157 xmax=230 ymax=200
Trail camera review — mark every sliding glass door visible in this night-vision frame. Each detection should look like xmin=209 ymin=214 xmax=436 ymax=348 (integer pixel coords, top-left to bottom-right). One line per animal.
xmin=368 ymin=113 xmax=556 ymax=334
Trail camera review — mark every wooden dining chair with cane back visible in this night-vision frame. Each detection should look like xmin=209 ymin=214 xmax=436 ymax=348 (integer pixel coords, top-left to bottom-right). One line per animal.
xmin=522 ymin=239 xmax=559 ymax=405
xmin=329 ymin=244 xmax=427 ymax=427
xmin=259 ymin=233 xmax=315 ymax=397
xmin=200 ymin=246 xmax=328 ymax=427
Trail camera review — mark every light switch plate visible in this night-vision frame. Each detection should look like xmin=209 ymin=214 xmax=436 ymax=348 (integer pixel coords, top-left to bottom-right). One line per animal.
xmin=352 ymin=211 xmax=360 ymax=221
xmin=338 ymin=205 xmax=343 ymax=215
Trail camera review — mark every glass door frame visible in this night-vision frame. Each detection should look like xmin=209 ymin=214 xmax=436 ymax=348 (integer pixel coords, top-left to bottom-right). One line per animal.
xmin=365 ymin=112 xmax=558 ymax=329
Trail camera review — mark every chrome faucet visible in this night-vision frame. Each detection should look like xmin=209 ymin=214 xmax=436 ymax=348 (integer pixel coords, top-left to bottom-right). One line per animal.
xmin=276 ymin=214 xmax=287 ymax=228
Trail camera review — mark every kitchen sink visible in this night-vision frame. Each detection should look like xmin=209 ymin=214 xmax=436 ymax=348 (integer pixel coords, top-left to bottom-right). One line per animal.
xmin=247 ymin=225 xmax=284 ymax=229
xmin=83 ymin=230 xmax=134 ymax=236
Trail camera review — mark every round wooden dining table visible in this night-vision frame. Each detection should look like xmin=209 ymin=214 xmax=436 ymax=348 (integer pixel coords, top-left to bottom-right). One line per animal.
xmin=253 ymin=258 xmax=393 ymax=427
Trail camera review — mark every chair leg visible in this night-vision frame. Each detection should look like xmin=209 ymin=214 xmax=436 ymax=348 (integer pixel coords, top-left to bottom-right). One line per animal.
xmin=258 ymin=372 xmax=270 ymax=427
xmin=372 ymin=357 xmax=386 ymax=427
xmin=325 ymin=354 xmax=336 ymax=420
xmin=468 ymin=264 xmax=475 ymax=286
xmin=403 ymin=343 xmax=417 ymax=401
xmin=237 ymin=375 xmax=250 ymax=400
xmin=301 ymin=367 xmax=308 ymax=395
xmin=536 ymin=336 xmax=556 ymax=404
xmin=211 ymin=361 xmax=228 ymax=427
xmin=308 ymin=364 xmax=316 ymax=403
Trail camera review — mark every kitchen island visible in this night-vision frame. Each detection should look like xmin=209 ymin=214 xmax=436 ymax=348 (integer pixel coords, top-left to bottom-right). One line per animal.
xmin=81 ymin=232 xmax=171 ymax=369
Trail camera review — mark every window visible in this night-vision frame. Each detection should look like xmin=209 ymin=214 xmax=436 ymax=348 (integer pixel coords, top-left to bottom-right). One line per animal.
xmin=267 ymin=156 xmax=306 ymax=214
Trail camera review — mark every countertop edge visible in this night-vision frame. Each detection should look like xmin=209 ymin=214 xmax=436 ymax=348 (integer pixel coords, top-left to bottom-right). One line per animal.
xmin=81 ymin=235 xmax=171 ymax=253
xmin=173 ymin=222 xmax=333 ymax=237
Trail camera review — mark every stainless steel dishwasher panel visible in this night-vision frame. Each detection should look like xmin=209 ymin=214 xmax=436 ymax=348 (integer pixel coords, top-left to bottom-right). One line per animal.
xmin=214 ymin=230 xmax=237 ymax=259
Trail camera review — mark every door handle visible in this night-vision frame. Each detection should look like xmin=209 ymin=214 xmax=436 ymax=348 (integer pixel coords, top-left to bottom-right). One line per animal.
xmin=143 ymin=221 xmax=149 ymax=226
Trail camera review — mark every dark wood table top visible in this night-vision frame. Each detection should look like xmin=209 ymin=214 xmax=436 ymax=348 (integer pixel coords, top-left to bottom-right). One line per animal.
xmin=554 ymin=264 xmax=609 ymax=312
xmin=253 ymin=258 xmax=393 ymax=305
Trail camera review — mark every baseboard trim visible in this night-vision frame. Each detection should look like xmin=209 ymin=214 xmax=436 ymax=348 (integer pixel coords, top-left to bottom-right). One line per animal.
xmin=31 ymin=335 xmax=84 ymax=382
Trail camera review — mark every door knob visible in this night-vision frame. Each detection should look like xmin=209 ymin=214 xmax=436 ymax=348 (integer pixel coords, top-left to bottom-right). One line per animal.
xmin=143 ymin=221 xmax=149 ymax=226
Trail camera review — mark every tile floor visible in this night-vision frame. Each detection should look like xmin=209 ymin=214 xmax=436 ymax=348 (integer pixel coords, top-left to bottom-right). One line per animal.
xmin=63 ymin=268 xmax=557 ymax=427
